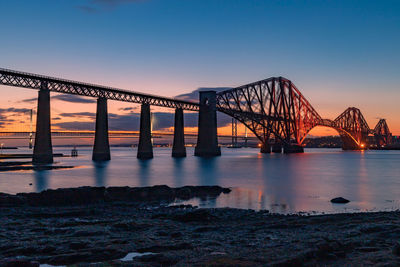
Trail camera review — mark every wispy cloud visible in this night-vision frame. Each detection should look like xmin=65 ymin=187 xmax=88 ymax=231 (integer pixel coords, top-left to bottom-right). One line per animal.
xmin=175 ymin=87 xmax=232 ymax=102
xmin=53 ymin=110 xmax=231 ymax=132
xmin=77 ymin=0 xmax=147 ymax=13
xmin=76 ymin=5 xmax=98 ymax=13
xmin=52 ymin=95 xmax=96 ymax=103
xmin=21 ymin=95 xmax=95 ymax=104
xmin=93 ymin=0 xmax=145 ymax=6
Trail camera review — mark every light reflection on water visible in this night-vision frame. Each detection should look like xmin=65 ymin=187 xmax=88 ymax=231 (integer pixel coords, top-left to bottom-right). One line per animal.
xmin=1 ymin=147 xmax=400 ymax=214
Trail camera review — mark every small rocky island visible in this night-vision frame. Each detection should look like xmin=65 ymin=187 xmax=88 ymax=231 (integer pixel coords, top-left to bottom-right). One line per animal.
xmin=1 ymin=185 xmax=400 ymax=266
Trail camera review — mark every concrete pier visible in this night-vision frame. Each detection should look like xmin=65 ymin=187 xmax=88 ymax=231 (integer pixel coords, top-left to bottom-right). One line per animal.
xmin=195 ymin=91 xmax=221 ymax=157
xmin=283 ymin=144 xmax=304 ymax=154
xmin=260 ymin=143 xmax=271 ymax=153
xmin=92 ymin=97 xmax=111 ymax=161
xmin=137 ymin=103 xmax=153 ymax=159
xmin=172 ymin=108 xmax=186 ymax=157
xmin=33 ymin=82 xmax=53 ymax=164
xmin=271 ymin=143 xmax=282 ymax=153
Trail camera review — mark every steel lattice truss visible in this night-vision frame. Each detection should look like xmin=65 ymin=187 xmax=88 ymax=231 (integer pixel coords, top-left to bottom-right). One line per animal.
xmin=216 ymin=77 xmax=323 ymax=146
xmin=373 ymin=119 xmax=392 ymax=147
xmin=331 ymin=107 xmax=371 ymax=149
xmin=217 ymin=79 xmax=392 ymax=149
xmin=0 ymin=68 xmax=199 ymax=111
xmin=1 ymin=68 xmax=393 ymax=149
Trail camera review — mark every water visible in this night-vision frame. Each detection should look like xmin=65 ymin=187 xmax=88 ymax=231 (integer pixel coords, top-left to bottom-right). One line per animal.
xmin=1 ymin=147 xmax=400 ymax=214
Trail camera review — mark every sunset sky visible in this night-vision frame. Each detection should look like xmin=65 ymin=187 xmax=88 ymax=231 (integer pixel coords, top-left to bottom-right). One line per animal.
xmin=0 ymin=0 xmax=399 ymax=144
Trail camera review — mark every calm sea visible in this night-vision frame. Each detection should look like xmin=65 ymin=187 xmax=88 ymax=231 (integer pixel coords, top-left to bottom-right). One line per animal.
xmin=1 ymin=147 xmax=400 ymax=214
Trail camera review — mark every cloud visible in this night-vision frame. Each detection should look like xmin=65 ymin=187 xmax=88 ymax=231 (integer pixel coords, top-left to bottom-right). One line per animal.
xmin=76 ymin=5 xmax=98 ymax=13
xmin=52 ymin=94 xmax=96 ymax=103
xmin=0 ymin=108 xmax=31 ymax=128
xmin=21 ymin=97 xmax=37 ymax=103
xmin=119 ymin=107 xmax=138 ymax=112
xmin=20 ymin=94 xmax=96 ymax=104
xmin=53 ymin=87 xmax=235 ymax=132
xmin=175 ymin=87 xmax=232 ymax=102
xmin=77 ymin=0 xmax=147 ymax=13
xmin=54 ymin=110 xmax=231 ymax=132
xmin=93 ymin=0 xmax=145 ymax=5
xmin=58 ymin=112 xmax=96 ymax=118
xmin=0 ymin=108 xmax=32 ymax=114
xmin=52 ymin=121 xmax=94 ymax=131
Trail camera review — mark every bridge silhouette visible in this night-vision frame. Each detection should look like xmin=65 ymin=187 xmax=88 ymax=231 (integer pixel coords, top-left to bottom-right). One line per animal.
xmin=0 ymin=68 xmax=393 ymax=164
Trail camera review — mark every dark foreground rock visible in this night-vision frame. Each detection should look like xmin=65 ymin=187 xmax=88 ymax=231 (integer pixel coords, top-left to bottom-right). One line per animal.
xmin=0 ymin=185 xmax=231 ymax=207
xmin=331 ymin=197 xmax=350 ymax=204
xmin=1 ymin=186 xmax=400 ymax=266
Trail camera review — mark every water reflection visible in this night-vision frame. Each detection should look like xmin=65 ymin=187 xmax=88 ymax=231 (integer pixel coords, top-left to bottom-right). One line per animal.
xmin=196 ymin=157 xmax=218 ymax=207
xmin=4 ymin=147 xmax=400 ymax=214
xmin=93 ymin=161 xmax=109 ymax=187
xmin=172 ymin=157 xmax=185 ymax=187
xmin=138 ymin=159 xmax=152 ymax=187
xmin=261 ymin=154 xmax=304 ymax=213
xmin=196 ymin=157 xmax=218 ymax=185
xmin=34 ymin=170 xmax=49 ymax=192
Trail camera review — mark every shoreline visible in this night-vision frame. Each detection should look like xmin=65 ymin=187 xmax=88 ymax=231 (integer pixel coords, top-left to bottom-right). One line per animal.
xmin=1 ymin=186 xmax=400 ymax=266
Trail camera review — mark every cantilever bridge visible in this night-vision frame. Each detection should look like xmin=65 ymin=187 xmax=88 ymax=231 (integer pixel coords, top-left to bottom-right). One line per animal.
xmin=0 ymin=68 xmax=393 ymax=164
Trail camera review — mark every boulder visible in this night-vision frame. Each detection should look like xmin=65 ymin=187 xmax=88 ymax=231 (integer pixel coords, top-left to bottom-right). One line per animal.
xmin=330 ymin=197 xmax=350 ymax=204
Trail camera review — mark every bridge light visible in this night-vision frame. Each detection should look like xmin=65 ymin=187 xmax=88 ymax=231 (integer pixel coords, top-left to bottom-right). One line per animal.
xmin=360 ymin=143 xmax=365 ymax=148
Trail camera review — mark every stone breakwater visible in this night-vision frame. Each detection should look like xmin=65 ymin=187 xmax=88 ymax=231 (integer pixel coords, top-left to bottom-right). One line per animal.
xmin=1 ymin=186 xmax=400 ymax=266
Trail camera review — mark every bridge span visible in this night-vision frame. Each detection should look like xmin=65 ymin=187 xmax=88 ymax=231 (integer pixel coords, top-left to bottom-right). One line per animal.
xmin=0 ymin=68 xmax=393 ymax=163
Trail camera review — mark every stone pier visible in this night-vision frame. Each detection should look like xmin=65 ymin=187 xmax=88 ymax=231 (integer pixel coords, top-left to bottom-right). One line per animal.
xmin=172 ymin=108 xmax=186 ymax=157
xmin=33 ymin=82 xmax=53 ymax=164
xmin=194 ymin=91 xmax=221 ymax=157
xmin=137 ymin=103 xmax=153 ymax=159
xmin=92 ymin=97 xmax=111 ymax=161
xmin=271 ymin=143 xmax=282 ymax=153
xmin=283 ymin=144 xmax=304 ymax=154
xmin=260 ymin=143 xmax=271 ymax=153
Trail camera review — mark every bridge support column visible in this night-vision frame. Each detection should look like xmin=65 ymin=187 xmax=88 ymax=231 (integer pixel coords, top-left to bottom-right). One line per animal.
xmin=92 ymin=97 xmax=111 ymax=161
xmin=137 ymin=103 xmax=153 ymax=159
xmin=260 ymin=143 xmax=271 ymax=153
xmin=283 ymin=144 xmax=304 ymax=154
xmin=195 ymin=91 xmax=221 ymax=157
xmin=33 ymin=82 xmax=53 ymax=164
xmin=271 ymin=143 xmax=282 ymax=153
xmin=172 ymin=108 xmax=186 ymax=157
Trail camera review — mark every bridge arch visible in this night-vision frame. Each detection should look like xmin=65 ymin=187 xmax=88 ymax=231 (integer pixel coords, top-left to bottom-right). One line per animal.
xmin=216 ymin=79 xmax=371 ymax=151
xmin=301 ymin=124 xmax=366 ymax=150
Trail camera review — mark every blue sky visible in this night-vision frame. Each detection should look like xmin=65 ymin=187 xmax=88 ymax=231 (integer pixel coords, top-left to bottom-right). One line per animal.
xmin=0 ymin=0 xmax=399 ymax=134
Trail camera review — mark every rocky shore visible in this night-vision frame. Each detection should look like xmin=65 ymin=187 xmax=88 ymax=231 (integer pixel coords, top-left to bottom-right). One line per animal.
xmin=1 ymin=186 xmax=400 ymax=266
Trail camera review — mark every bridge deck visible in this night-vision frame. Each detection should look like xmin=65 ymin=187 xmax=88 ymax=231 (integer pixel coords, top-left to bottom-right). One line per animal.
xmin=0 ymin=68 xmax=199 ymax=111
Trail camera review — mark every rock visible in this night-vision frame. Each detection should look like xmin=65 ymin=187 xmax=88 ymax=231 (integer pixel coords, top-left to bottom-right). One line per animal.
xmin=176 ymin=187 xmax=192 ymax=200
xmin=0 ymin=259 xmax=40 ymax=267
xmin=137 ymin=243 xmax=193 ymax=253
xmin=331 ymin=197 xmax=350 ymax=204
xmin=392 ymin=242 xmax=400 ymax=256
xmin=2 ymin=185 xmax=231 ymax=207
xmin=138 ymin=253 xmax=179 ymax=265
xmin=0 ymin=193 xmax=26 ymax=207
xmin=173 ymin=209 xmax=217 ymax=223
xmin=69 ymin=242 xmax=88 ymax=250
xmin=170 ymin=232 xmax=182 ymax=238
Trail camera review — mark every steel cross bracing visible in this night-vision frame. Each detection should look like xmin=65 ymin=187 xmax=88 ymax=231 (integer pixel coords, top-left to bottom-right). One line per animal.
xmin=216 ymin=78 xmax=393 ymax=149
xmin=0 ymin=68 xmax=199 ymax=111
xmin=373 ymin=119 xmax=392 ymax=148
xmin=216 ymin=77 xmax=323 ymax=147
xmin=1 ymin=68 xmax=393 ymax=149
